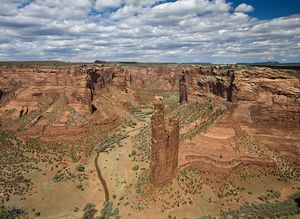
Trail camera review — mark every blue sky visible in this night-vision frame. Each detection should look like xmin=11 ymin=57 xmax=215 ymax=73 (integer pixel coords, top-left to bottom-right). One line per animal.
xmin=0 ymin=0 xmax=299 ymax=63
xmin=230 ymin=0 xmax=300 ymax=19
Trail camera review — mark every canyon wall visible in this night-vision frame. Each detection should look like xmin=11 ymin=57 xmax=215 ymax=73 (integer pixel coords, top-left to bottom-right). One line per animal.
xmin=0 ymin=63 xmax=298 ymax=141
xmin=128 ymin=64 xmax=299 ymax=131
xmin=0 ymin=64 xmax=127 ymax=138
xmin=193 ymin=66 xmax=300 ymax=131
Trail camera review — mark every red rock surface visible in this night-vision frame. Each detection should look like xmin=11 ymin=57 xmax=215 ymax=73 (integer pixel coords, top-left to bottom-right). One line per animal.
xmin=0 ymin=64 xmax=128 ymax=139
xmin=150 ymin=96 xmax=179 ymax=186
xmin=194 ymin=66 xmax=300 ymax=131
xmin=0 ymin=63 xmax=298 ymax=146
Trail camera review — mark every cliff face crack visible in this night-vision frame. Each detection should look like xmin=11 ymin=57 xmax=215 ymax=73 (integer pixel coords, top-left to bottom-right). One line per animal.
xmin=0 ymin=89 xmax=5 ymax=101
xmin=179 ymin=72 xmax=188 ymax=103
xmin=94 ymin=152 xmax=109 ymax=202
xmin=226 ymin=70 xmax=235 ymax=102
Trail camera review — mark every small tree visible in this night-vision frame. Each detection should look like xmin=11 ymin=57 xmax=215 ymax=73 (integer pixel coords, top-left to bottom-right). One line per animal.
xmin=76 ymin=164 xmax=85 ymax=172
xmin=97 ymin=202 xmax=120 ymax=219
xmin=82 ymin=203 xmax=97 ymax=219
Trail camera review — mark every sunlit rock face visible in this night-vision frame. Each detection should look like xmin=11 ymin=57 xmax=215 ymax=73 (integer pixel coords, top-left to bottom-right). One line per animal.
xmin=150 ymin=96 xmax=179 ymax=186
xmin=0 ymin=64 xmax=128 ymax=139
xmin=0 ymin=63 xmax=298 ymax=142
xmin=193 ymin=66 xmax=300 ymax=131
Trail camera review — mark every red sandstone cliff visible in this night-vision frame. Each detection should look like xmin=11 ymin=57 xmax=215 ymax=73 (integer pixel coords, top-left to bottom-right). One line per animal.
xmin=193 ymin=66 xmax=300 ymax=131
xmin=0 ymin=64 xmax=128 ymax=139
xmin=150 ymin=96 xmax=179 ymax=186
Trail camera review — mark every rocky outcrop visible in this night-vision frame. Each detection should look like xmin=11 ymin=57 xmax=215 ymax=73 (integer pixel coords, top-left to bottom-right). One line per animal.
xmin=193 ymin=66 xmax=300 ymax=131
xmin=0 ymin=64 xmax=128 ymax=137
xmin=124 ymin=65 xmax=181 ymax=90
xmin=196 ymin=68 xmax=236 ymax=102
xmin=150 ymin=96 xmax=179 ymax=186
xmin=0 ymin=63 xmax=298 ymax=141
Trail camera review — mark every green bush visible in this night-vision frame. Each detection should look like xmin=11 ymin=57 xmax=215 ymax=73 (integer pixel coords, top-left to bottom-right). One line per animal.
xmin=76 ymin=164 xmax=85 ymax=172
xmin=0 ymin=205 xmax=27 ymax=219
xmin=274 ymin=191 xmax=281 ymax=199
xmin=132 ymin=164 xmax=139 ymax=171
xmin=82 ymin=203 xmax=97 ymax=219
xmin=131 ymin=150 xmax=136 ymax=156
xmin=97 ymin=201 xmax=120 ymax=219
xmin=76 ymin=184 xmax=83 ymax=190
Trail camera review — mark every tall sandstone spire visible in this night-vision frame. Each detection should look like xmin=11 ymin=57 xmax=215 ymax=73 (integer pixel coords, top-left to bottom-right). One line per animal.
xmin=150 ymin=96 xmax=179 ymax=186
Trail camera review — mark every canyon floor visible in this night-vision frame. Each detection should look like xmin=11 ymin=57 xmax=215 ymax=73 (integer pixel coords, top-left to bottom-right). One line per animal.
xmin=0 ymin=63 xmax=299 ymax=218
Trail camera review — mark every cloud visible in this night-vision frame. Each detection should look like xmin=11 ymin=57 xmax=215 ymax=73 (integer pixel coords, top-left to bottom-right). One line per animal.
xmin=235 ymin=3 xmax=254 ymax=13
xmin=0 ymin=0 xmax=299 ymax=63
xmin=94 ymin=0 xmax=123 ymax=11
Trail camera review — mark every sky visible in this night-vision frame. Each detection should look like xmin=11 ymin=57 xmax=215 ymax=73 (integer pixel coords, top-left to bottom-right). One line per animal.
xmin=0 ymin=0 xmax=300 ymax=63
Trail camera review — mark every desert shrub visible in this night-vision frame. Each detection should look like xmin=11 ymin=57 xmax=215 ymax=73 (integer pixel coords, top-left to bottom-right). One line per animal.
xmin=76 ymin=184 xmax=83 ymax=190
xmin=135 ymin=169 xmax=149 ymax=195
xmin=52 ymin=172 xmax=64 ymax=182
xmin=82 ymin=203 xmax=97 ymax=219
xmin=97 ymin=134 xmax=127 ymax=153
xmin=76 ymin=164 xmax=85 ymax=172
xmin=274 ymin=191 xmax=281 ymax=199
xmin=0 ymin=205 xmax=27 ymax=219
xmin=197 ymin=216 xmax=213 ymax=219
xmin=96 ymin=201 xmax=120 ymax=219
xmin=200 ymin=192 xmax=300 ymax=219
xmin=132 ymin=164 xmax=140 ymax=171
xmin=131 ymin=150 xmax=136 ymax=156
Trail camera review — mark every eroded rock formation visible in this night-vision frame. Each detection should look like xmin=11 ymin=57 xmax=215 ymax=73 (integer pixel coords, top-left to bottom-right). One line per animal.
xmin=0 ymin=63 xmax=298 ymax=143
xmin=150 ymin=96 xmax=179 ymax=186
xmin=179 ymin=72 xmax=188 ymax=103
xmin=0 ymin=64 xmax=128 ymax=139
xmin=194 ymin=66 xmax=300 ymax=130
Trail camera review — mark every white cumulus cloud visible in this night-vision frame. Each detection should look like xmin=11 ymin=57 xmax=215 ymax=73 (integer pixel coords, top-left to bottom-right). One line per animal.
xmin=235 ymin=3 xmax=254 ymax=13
xmin=94 ymin=0 xmax=123 ymax=11
xmin=0 ymin=0 xmax=299 ymax=63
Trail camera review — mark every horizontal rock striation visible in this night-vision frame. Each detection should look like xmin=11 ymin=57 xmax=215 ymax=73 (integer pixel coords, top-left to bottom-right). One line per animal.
xmin=0 ymin=64 xmax=127 ymax=138
xmin=189 ymin=66 xmax=300 ymax=131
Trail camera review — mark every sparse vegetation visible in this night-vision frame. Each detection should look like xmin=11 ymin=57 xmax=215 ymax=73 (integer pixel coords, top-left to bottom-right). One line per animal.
xmin=0 ymin=205 xmax=27 ymax=219
xmin=82 ymin=203 xmax=97 ymax=219
xmin=200 ymin=192 xmax=300 ymax=218
xmin=181 ymin=108 xmax=225 ymax=140
xmin=97 ymin=201 xmax=120 ymax=219
xmin=97 ymin=134 xmax=128 ymax=153
xmin=132 ymin=164 xmax=140 ymax=171
xmin=76 ymin=164 xmax=85 ymax=172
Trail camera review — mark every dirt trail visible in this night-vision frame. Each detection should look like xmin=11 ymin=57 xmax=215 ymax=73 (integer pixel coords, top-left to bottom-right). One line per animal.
xmin=94 ymin=152 xmax=109 ymax=202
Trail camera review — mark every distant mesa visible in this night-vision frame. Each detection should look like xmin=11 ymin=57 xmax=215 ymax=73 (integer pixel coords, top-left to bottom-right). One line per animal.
xmin=237 ymin=61 xmax=300 ymax=70
xmin=94 ymin=60 xmax=106 ymax=64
